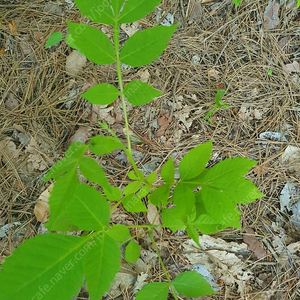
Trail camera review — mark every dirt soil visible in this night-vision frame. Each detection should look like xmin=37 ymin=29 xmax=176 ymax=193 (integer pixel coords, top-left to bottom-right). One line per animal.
xmin=1 ymin=0 xmax=300 ymax=299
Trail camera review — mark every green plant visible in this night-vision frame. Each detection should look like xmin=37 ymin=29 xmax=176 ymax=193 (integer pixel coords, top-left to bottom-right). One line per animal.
xmin=233 ymin=0 xmax=242 ymax=7
xmin=45 ymin=31 xmax=63 ymax=47
xmin=0 ymin=1 xmax=264 ymax=300
xmin=202 ymin=88 xmax=229 ymax=124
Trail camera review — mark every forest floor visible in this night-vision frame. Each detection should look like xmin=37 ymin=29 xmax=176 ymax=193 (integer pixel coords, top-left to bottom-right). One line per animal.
xmin=1 ymin=0 xmax=300 ymax=299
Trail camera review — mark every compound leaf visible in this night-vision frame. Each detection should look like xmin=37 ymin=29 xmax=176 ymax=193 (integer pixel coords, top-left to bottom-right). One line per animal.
xmin=84 ymin=234 xmax=121 ymax=300
xmin=82 ymin=84 xmax=119 ymax=105
xmin=161 ymin=157 xmax=174 ymax=184
xmin=0 ymin=234 xmax=87 ymax=300
xmin=79 ymin=157 xmax=121 ymax=201
xmin=118 ymin=0 xmax=163 ymax=23
xmin=179 ymin=141 xmax=212 ymax=181
xmin=179 ymin=169 xmax=208 ymax=190
xmin=191 ymin=157 xmax=264 ymax=231
xmin=136 ymin=282 xmax=169 ymax=300
xmin=66 ymin=21 xmax=115 ymax=64
xmin=45 ymin=168 xmax=79 ymax=231
xmin=124 ymin=80 xmax=161 ymax=106
xmin=68 ymin=184 xmax=110 ymax=230
xmin=89 ymin=135 xmax=125 ymax=155
xmin=125 ymin=240 xmax=140 ymax=263
xmin=120 ymin=25 xmax=178 ymax=67
xmin=42 ymin=142 xmax=88 ymax=181
xmin=200 ymin=157 xmax=264 ymax=205
xmin=200 ymin=157 xmax=257 ymax=186
xmin=173 ymin=271 xmax=216 ymax=297
xmin=122 ymin=194 xmax=148 ymax=212
xmin=72 ymin=0 xmax=115 ymax=25
xmin=45 ymin=31 xmax=63 ymax=47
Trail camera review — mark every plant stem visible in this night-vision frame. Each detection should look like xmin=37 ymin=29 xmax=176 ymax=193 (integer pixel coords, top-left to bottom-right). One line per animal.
xmin=148 ymin=230 xmax=179 ymax=300
xmin=113 ymin=24 xmax=139 ymax=174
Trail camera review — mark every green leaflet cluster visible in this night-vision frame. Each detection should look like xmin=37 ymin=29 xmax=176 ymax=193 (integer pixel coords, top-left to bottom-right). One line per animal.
xmin=0 ymin=1 xmax=264 ymax=300
xmin=0 ymin=136 xmax=263 ymax=300
xmin=65 ymin=0 xmax=177 ymax=108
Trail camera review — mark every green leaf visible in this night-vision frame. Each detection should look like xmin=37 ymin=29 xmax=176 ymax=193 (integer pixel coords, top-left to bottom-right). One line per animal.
xmin=172 ymin=183 xmax=196 ymax=217
xmin=192 ymin=158 xmax=264 ymax=231
xmin=146 ymin=171 xmax=157 ymax=184
xmin=45 ymin=31 xmax=63 ymax=47
xmin=107 ymin=224 xmax=130 ymax=243
xmin=233 ymin=0 xmax=243 ymax=7
xmin=123 ymin=181 xmax=143 ymax=196
xmin=42 ymin=142 xmax=88 ymax=181
xmin=66 ymin=21 xmax=115 ymax=64
xmin=0 ymin=234 xmax=87 ymax=300
xmin=191 ymin=192 xmax=227 ymax=234
xmin=45 ymin=168 xmax=79 ymax=231
xmin=215 ymin=89 xmax=228 ymax=108
xmin=82 ymin=83 xmax=119 ymax=105
xmin=201 ymin=157 xmax=264 ymax=204
xmin=128 ymin=169 xmax=144 ymax=180
xmin=120 ymin=25 xmax=178 ymax=67
xmin=122 ymin=194 xmax=148 ymax=212
xmin=128 ymin=170 xmax=138 ymax=180
xmin=118 ymin=0 xmax=163 ymax=23
xmin=192 ymin=213 xmax=227 ymax=234
xmin=125 ymin=240 xmax=140 ymax=263
xmin=124 ymin=80 xmax=161 ymax=106
xmin=148 ymin=185 xmax=170 ymax=207
xmin=138 ymin=185 xmax=150 ymax=198
xmin=298 ymin=0 xmax=300 ymax=7
xmin=111 ymin=0 xmax=126 ymax=17
xmin=198 ymin=186 xmax=241 ymax=230
xmin=179 ymin=169 xmax=208 ymax=189
xmin=179 ymin=141 xmax=212 ymax=181
xmin=72 ymin=0 xmax=115 ymax=25
xmin=161 ymin=157 xmax=175 ymax=184
xmin=89 ymin=135 xmax=125 ymax=155
xmin=79 ymin=157 xmax=121 ymax=201
xmin=161 ymin=183 xmax=196 ymax=231
xmin=173 ymin=271 xmax=216 ymax=297
xmin=136 ymin=282 xmax=169 ymax=300
xmin=161 ymin=207 xmax=185 ymax=231
xmin=68 ymin=184 xmax=110 ymax=230
xmin=185 ymin=223 xmax=200 ymax=246
xmin=84 ymin=234 xmax=121 ymax=300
